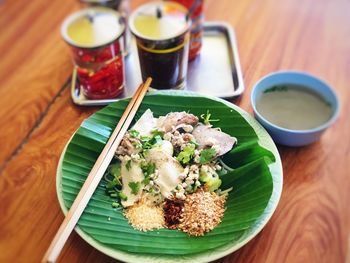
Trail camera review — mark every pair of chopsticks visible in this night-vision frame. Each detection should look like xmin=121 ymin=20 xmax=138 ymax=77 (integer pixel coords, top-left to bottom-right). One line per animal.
xmin=42 ymin=78 xmax=152 ymax=263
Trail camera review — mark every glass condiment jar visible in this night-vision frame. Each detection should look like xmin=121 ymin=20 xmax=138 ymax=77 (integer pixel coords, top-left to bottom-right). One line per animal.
xmin=166 ymin=0 xmax=204 ymax=61
xmin=129 ymin=1 xmax=191 ymax=90
xmin=61 ymin=7 xmax=126 ymax=99
xmin=79 ymin=0 xmax=131 ymax=55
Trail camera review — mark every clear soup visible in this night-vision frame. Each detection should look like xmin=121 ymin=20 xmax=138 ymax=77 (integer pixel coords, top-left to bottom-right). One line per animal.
xmin=256 ymin=85 xmax=333 ymax=130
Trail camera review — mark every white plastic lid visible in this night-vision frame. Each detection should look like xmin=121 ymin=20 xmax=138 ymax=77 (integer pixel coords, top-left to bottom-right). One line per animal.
xmin=61 ymin=7 xmax=124 ymax=48
xmin=129 ymin=1 xmax=190 ymax=41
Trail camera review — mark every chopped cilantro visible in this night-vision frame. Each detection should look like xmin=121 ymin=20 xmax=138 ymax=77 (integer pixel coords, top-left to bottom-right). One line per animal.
xmin=200 ymin=110 xmax=219 ymax=126
xmin=128 ymin=181 xmax=141 ymax=195
xmin=141 ymin=162 xmax=156 ymax=176
xmin=143 ymin=177 xmax=151 ymax=185
xmin=126 ymin=160 xmax=132 ymax=171
xmin=140 ymin=134 xmax=163 ymax=150
xmin=199 ymin=148 xmax=217 ymax=164
xmin=141 ymin=162 xmax=155 ymax=185
xmin=129 ymin=129 xmax=140 ymax=138
xmin=177 ymin=144 xmax=196 ymax=165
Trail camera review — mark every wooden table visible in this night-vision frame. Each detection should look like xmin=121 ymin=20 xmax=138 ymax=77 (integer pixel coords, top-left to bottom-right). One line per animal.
xmin=1 ymin=0 xmax=349 ymax=262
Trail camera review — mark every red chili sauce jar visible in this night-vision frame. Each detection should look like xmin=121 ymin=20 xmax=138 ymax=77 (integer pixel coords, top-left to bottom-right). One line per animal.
xmin=167 ymin=0 xmax=204 ymax=61
xmin=61 ymin=8 xmax=125 ymax=100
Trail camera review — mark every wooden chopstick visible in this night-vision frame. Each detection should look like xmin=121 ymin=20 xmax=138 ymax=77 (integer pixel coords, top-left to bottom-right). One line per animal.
xmin=42 ymin=77 xmax=152 ymax=263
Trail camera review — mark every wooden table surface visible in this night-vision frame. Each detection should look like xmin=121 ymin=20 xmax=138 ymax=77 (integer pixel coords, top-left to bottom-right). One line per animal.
xmin=1 ymin=0 xmax=349 ymax=262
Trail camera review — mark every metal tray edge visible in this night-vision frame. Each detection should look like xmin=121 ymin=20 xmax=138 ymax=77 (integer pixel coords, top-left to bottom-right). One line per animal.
xmin=203 ymin=21 xmax=245 ymax=99
xmin=71 ymin=22 xmax=244 ymax=106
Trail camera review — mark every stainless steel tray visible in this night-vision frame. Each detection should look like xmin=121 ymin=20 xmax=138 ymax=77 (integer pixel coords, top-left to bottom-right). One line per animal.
xmin=71 ymin=21 xmax=244 ymax=106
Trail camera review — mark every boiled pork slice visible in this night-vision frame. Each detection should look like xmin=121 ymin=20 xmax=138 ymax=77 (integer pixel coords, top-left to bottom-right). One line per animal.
xmin=157 ymin=112 xmax=198 ymax=132
xmin=192 ymin=124 xmax=237 ymax=156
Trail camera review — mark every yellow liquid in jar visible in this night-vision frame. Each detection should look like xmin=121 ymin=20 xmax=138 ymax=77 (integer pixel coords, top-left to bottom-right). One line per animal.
xmin=134 ymin=15 xmax=187 ymax=39
xmin=67 ymin=11 xmax=122 ymax=46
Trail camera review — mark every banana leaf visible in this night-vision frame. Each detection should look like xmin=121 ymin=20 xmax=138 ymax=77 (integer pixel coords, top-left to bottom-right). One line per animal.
xmin=57 ymin=91 xmax=283 ymax=262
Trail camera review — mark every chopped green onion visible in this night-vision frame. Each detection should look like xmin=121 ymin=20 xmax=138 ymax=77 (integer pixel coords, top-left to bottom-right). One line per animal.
xmin=109 ymin=164 xmax=121 ymax=177
xmin=106 ymin=178 xmax=121 ymax=189
xmin=200 ymin=110 xmax=219 ymax=126
xmin=118 ymin=192 xmax=128 ymax=201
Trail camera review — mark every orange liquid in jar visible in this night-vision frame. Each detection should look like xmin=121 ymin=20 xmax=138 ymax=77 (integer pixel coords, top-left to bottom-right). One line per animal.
xmin=172 ymin=0 xmax=203 ymax=61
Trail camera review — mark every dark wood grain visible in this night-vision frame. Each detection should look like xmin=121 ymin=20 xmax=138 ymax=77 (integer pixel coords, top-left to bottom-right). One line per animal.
xmin=0 ymin=0 xmax=349 ymax=262
xmin=0 ymin=86 xmax=98 ymax=262
xmin=0 ymin=0 xmax=81 ymax=168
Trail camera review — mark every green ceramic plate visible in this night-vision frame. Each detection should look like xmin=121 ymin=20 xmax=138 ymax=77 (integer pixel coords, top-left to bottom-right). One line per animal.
xmin=56 ymin=90 xmax=283 ymax=263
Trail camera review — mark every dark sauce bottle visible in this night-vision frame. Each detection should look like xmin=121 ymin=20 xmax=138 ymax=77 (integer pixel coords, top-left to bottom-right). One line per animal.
xmin=130 ymin=1 xmax=191 ymax=90
xmin=137 ymin=34 xmax=189 ymax=89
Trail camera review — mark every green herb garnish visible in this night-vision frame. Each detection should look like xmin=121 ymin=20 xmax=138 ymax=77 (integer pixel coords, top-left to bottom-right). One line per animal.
xmin=106 ymin=179 xmax=120 ymax=189
xmin=132 ymin=141 xmax=143 ymax=149
xmin=126 ymin=160 xmax=132 ymax=171
xmin=141 ymin=162 xmax=156 ymax=185
xmin=264 ymin=85 xmax=288 ymax=93
xmin=189 ymin=140 xmax=199 ymax=147
xmin=143 ymin=177 xmax=151 ymax=185
xmin=200 ymin=110 xmax=219 ymax=125
xmin=129 ymin=129 xmax=140 ymax=138
xmin=128 ymin=181 xmax=141 ymax=195
xmin=109 ymin=163 xmax=120 ymax=176
xmin=140 ymin=133 xmax=163 ymax=150
xmin=118 ymin=192 xmax=128 ymax=201
xmin=105 ymin=163 xmax=125 ymax=207
xmin=112 ymin=202 xmax=119 ymax=208
xmin=177 ymin=144 xmax=196 ymax=165
xmin=105 ymin=164 xmax=122 ymax=190
xmin=141 ymin=162 xmax=156 ymax=176
xmin=151 ymin=129 xmax=164 ymax=137
xmin=199 ymin=148 xmax=217 ymax=164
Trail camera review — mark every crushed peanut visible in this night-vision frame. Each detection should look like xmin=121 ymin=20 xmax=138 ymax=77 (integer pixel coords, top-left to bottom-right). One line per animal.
xmin=179 ymin=189 xmax=226 ymax=236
